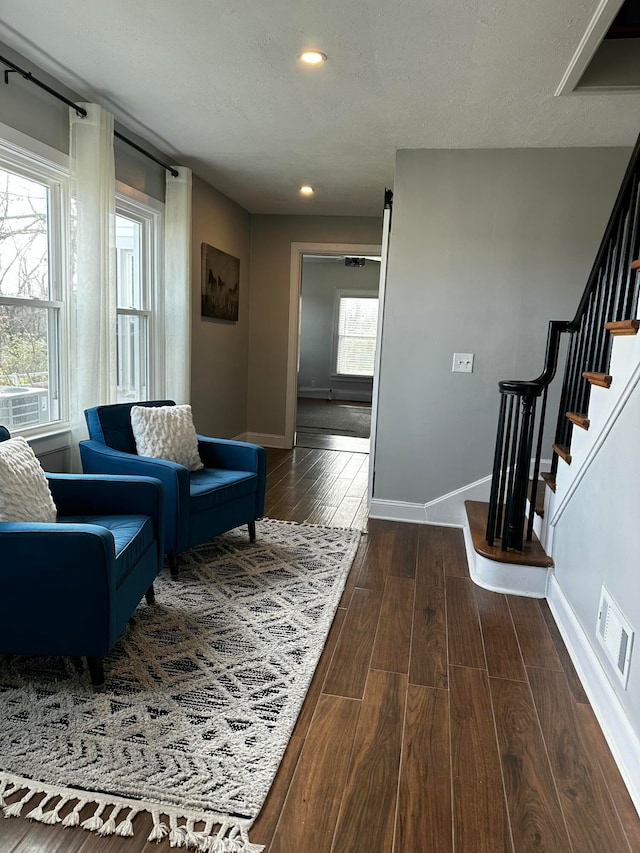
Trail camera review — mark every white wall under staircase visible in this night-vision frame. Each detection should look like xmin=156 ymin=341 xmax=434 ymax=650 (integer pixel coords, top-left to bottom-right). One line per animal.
xmin=542 ymin=317 xmax=640 ymax=815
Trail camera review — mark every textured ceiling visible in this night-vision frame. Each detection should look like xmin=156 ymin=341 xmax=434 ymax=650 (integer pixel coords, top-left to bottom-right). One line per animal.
xmin=0 ymin=0 xmax=638 ymax=216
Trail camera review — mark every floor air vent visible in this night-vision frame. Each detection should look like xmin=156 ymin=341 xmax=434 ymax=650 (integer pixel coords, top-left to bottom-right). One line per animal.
xmin=597 ymin=587 xmax=634 ymax=688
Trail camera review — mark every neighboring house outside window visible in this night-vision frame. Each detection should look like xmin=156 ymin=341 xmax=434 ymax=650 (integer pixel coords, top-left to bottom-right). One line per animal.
xmin=0 ymin=144 xmax=68 ymax=432
xmin=115 ymin=186 xmax=164 ymax=403
xmin=333 ymin=290 xmax=379 ymax=378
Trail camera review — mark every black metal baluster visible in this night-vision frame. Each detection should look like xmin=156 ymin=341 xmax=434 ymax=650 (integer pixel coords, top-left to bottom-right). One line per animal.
xmin=486 ymin=393 xmax=507 ymax=545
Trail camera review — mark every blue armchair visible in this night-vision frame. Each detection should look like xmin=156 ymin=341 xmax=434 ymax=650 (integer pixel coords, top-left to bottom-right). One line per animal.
xmin=79 ymin=401 xmax=267 ymax=574
xmin=0 ymin=426 xmax=165 ymax=688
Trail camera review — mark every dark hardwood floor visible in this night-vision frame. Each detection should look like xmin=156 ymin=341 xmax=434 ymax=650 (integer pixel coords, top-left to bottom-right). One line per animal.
xmin=3 ymin=446 xmax=640 ymax=852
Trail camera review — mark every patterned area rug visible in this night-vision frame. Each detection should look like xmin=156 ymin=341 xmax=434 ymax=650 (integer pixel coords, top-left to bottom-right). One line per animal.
xmin=0 ymin=519 xmax=360 ymax=851
xmin=296 ymin=399 xmax=371 ymax=438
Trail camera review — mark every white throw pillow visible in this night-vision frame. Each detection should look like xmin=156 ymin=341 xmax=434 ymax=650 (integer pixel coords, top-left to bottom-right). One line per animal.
xmin=0 ymin=436 xmax=57 ymax=523
xmin=130 ymin=404 xmax=204 ymax=471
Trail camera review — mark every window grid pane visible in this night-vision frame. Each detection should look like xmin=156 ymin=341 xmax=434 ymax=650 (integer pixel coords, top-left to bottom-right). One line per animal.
xmin=0 ymin=162 xmax=62 ymax=430
xmin=116 ymin=214 xmax=143 ymax=309
xmin=336 ymin=296 xmax=378 ymax=376
xmin=116 ymin=313 xmax=148 ymax=402
xmin=0 ymin=303 xmax=60 ymax=428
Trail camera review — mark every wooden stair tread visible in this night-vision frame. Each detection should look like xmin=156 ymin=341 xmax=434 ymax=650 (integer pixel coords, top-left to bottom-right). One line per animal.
xmin=605 ymin=319 xmax=639 ymax=336
xmin=465 ymin=501 xmax=554 ymax=568
xmin=566 ymin=411 xmax=590 ymax=430
xmin=541 ymin=471 xmax=556 ymax=493
xmin=553 ymin=443 xmax=572 ymax=465
xmin=583 ymin=371 xmax=612 ymax=389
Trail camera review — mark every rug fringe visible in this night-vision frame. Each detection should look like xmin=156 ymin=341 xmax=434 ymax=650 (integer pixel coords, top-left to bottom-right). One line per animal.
xmin=0 ymin=772 xmax=264 ymax=852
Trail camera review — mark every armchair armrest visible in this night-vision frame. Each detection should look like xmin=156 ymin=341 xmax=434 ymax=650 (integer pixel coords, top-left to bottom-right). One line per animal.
xmin=197 ymin=437 xmax=265 ymax=473
xmin=0 ymin=522 xmax=118 ymax=653
xmin=197 ymin=438 xmax=266 ymax=518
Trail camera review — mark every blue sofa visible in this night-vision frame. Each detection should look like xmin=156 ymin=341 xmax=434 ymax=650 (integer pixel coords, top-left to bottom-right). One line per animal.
xmin=0 ymin=426 xmax=165 ymax=687
xmin=79 ymin=401 xmax=267 ymax=574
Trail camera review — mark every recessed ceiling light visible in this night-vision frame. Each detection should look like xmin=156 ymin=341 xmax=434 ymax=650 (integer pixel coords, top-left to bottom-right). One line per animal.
xmin=299 ymin=185 xmax=314 ymax=195
xmin=299 ymin=50 xmax=327 ymax=65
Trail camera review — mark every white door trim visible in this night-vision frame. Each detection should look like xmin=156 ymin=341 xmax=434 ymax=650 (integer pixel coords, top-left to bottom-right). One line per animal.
xmin=286 ymin=242 xmax=383 ymax=449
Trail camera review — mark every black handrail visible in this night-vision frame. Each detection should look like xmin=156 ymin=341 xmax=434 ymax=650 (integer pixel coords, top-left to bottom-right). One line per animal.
xmin=486 ymin=133 xmax=640 ymax=552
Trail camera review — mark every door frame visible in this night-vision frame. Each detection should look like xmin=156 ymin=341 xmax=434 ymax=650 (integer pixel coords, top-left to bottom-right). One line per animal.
xmin=286 ymin=241 xmax=382 ymax=451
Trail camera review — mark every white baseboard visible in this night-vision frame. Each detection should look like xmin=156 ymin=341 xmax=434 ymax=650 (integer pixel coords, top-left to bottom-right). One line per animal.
xmin=547 ymin=575 xmax=640 ymax=815
xmin=370 ymin=474 xmax=491 ymax=527
xmin=298 ymin=387 xmax=331 ymax=399
xmin=297 ymin=387 xmax=372 ymax=403
xmin=244 ymin=432 xmax=291 ymax=449
xmin=369 ymin=497 xmax=463 ymax=527
xmin=330 ymin=389 xmax=372 ymax=402
xmin=425 ymin=474 xmax=492 ymax=525
xmin=369 ymin=498 xmax=429 ymax=524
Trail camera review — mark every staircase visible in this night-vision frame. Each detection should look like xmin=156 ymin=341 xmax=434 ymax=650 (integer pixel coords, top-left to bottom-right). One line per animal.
xmin=464 ymin=131 xmax=640 ymax=597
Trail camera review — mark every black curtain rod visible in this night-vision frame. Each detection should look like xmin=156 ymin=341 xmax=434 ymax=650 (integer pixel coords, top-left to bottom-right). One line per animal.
xmin=1 ymin=53 xmax=180 ymax=178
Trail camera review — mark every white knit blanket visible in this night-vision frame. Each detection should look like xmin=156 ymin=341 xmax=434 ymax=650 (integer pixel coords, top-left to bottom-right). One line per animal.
xmin=0 ymin=519 xmax=360 ymax=852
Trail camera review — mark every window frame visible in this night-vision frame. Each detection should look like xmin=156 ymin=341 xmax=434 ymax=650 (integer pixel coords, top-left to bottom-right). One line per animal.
xmin=0 ymin=135 xmax=70 ymax=437
xmin=115 ymin=183 xmax=164 ymax=403
xmin=331 ymin=289 xmax=379 ymax=381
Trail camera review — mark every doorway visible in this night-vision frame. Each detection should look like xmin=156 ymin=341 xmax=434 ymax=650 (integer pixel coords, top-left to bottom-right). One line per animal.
xmin=295 ymin=252 xmax=381 ymax=453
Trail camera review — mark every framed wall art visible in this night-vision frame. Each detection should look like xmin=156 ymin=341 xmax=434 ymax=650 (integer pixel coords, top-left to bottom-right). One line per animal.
xmin=201 ymin=243 xmax=240 ymax=321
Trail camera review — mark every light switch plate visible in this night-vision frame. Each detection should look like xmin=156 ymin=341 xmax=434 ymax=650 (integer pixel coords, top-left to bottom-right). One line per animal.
xmin=452 ymin=352 xmax=474 ymax=373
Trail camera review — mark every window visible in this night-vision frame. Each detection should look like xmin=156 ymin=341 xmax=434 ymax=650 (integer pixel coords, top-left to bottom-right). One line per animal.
xmin=0 ymin=146 xmax=68 ymax=432
xmin=334 ymin=291 xmax=379 ymax=377
xmin=115 ymin=189 xmax=163 ymax=403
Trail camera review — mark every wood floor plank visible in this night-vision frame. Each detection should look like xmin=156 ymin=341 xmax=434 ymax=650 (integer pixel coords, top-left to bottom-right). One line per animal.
xmin=441 ymin=526 xmax=469 ymax=577
xmin=370 ymin=576 xmax=414 ymax=674
xmin=527 ymin=666 xmax=631 ymax=853
xmin=394 ymin=684 xmax=452 ymax=853
xmin=575 ymin=703 xmax=640 ymax=852
xmin=332 ymin=670 xmax=407 ymax=853
xmin=292 ymin=607 xmax=347 ymax=739
xmin=449 ymin=665 xmax=512 ymax=853
xmin=476 ymin=587 xmax=526 ymax=681
xmin=330 ymin=494 xmax=363 ymax=529
xmin=489 ymin=676 xmax=572 ymax=852
xmin=323 ymin=587 xmax=383 ymax=699
xmin=446 ymin=576 xmax=486 ymax=670
xmin=409 ymin=584 xmax=448 ymax=689
xmin=507 ymin=595 xmax=563 ymax=671
xmin=416 ymin=525 xmax=444 ymax=588
xmin=537 ymin=599 xmax=589 ymax=704
xmin=338 ymin=539 xmax=366 ymax=608
xmin=269 ymin=696 xmax=361 ymax=853
xmin=388 ymin=524 xmax=419 ymax=579
xmin=356 ymin=524 xmax=394 ymax=590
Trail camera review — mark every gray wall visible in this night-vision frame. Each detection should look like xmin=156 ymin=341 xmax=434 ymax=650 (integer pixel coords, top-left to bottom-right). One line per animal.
xmin=299 ymin=258 xmax=380 ymax=400
xmin=190 ymin=176 xmax=251 ymax=438
xmin=248 ymin=215 xmax=383 ymax=437
xmin=374 ymin=147 xmax=630 ymax=505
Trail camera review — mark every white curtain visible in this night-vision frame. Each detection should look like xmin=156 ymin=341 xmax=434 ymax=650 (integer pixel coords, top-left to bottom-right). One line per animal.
xmin=164 ymin=166 xmax=192 ymax=404
xmin=68 ymin=104 xmax=116 ymax=470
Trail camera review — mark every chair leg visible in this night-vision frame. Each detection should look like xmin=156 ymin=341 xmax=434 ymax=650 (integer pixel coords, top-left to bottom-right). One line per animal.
xmin=86 ymin=656 xmax=105 ymax=690
xmin=168 ymin=553 xmax=179 ymax=577
xmin=145 ymin=584 xmax=156 ymax=605
xmin=248 ymin=520 xmax=256 ymax=543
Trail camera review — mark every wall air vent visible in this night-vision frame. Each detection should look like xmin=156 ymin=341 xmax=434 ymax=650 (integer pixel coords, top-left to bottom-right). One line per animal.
xmin=596 ymin=587 xmax=634 ymax=688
